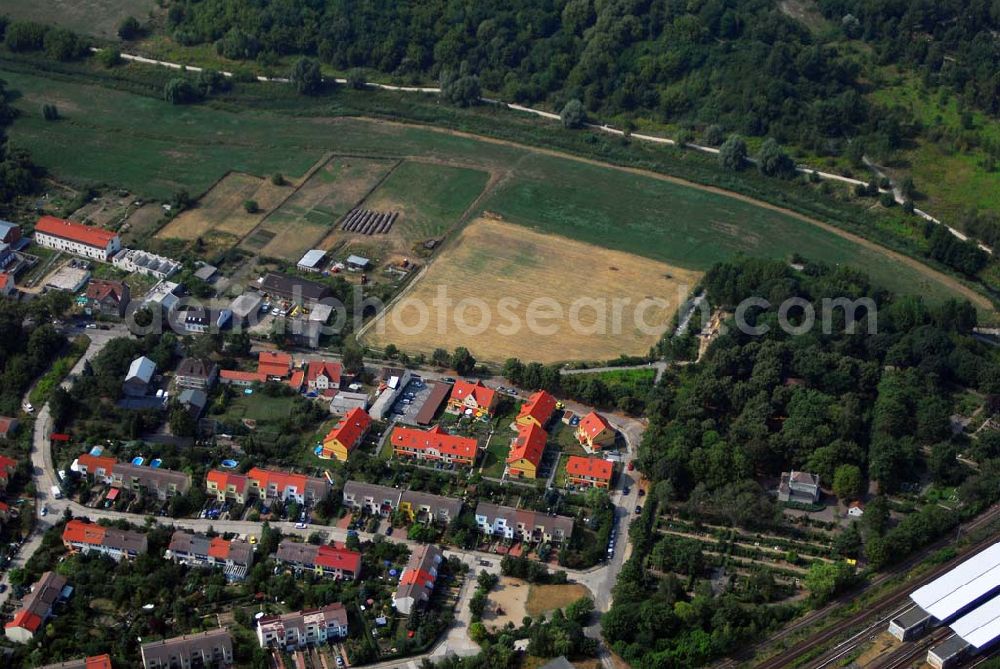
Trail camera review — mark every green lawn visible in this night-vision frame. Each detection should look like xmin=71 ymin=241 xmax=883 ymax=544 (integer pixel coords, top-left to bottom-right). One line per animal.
xmin=0 ymin=0 xmax=157 ymax=40
xmin=218 ymin=393 xmax=297 ymax=423
xmin=0 ymin=66 xmax=983 ymax=305
xmin=363 ymin=160 xmax=490 ymax=241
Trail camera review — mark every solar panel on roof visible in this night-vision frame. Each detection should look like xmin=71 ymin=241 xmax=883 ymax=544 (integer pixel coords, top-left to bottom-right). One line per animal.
xmin=910 ymin=543 xmax=1000 ymax=622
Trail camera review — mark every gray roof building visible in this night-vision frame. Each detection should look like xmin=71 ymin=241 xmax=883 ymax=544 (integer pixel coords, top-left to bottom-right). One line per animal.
xmin=140 ymin=628 xmax=233 ymax=669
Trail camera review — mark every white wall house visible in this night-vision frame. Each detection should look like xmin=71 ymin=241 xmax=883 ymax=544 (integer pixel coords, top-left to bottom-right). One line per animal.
xmin=34 ymin=216 xmax=121 ymax=261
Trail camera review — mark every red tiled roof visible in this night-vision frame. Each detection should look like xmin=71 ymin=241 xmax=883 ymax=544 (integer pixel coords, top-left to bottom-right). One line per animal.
xmin=85 ymin=279 xmax=126 ymax=303
xmin=220 ymin=369 xmax=267 ymax=383
xmin=35 ymin=215 xmax=118 ymax=249
xmin=399 ymin=568 xmax=435 ymax=588
xmin=206 ymin=469 xmax=248 ymax=491
xmin=78 ymin=453 xmax=117 ymax=474
xmin=287 ymin=369 xmax=305 ymax=390
xmin=507 ymin=423 xmax=547 ymax=467
xmin=450 ymin=380 xmax=496 ymax=409
xmin=578 ymin=412 xmax=611 ymax=440
xmin=517 ymin=390 xmax=557 ymax=425
xmin=63 ymin=519 xmax=107 ymax=546
xmin=565 ymin=455 xmax=613 ymax=481
xmin=0 ymin=501 xmax=9 ymax=512
xmin=247 ymin=467 xmax=324 ymax=494
xmin=0 ymin=272 xmax=12 ymax=290
xmin=0 ymin=453 xmax=16 ymax=471
xmin=208 ymin=537 xmax=232 ymax=560
xmin=306 ymin=360 xmax=343 ymax=387
xmin=324 ymin=408 xmax=372 ymax=450
xmin=86 ymin=655 xmax=113 ymax=669
xmin=5 ymin=609 xmax=43 ymax=633
xmin=314 ymin=544 xmax=361 ymax=574
xmin=258 ymin=351 xmax=292 ymax=378
xmin=391 ymin=425 xmax=477 ymax=459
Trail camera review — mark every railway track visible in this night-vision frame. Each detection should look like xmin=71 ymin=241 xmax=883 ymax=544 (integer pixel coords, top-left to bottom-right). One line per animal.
xmin=750 ymin=504 xmax=1000 ymax=669
xmin=867 ymin=627 xmax=950 ymax=669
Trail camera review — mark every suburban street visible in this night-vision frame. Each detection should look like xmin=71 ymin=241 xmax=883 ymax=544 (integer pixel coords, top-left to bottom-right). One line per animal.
xmin=2 ymin=329 xmax=644 ymax=666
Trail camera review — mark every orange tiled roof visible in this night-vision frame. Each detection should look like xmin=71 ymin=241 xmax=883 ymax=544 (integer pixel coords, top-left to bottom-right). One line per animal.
xmin=287 ymin=369 xmax=305 ymax=390
xmin=517 ymin=390 xmax=557 ymax=425
xmin=507 ymin=423 xmax=547 ymax=467
xmin=324 ymin=408 xmax=371 ymax=449
xmin=399 ymin=568 xmax=435 ymax=588
xmin=208 ymin=537 xmax=232 ymax=560
xmin=63 ymin=519 xmax=107 ymax=546
xmin=578 ymin=411 xmax=611 ymax=440
xmin=0 ymin=272 xmax=12 ymax=290
xmin=391 ymin=425 xmax=477 ymax=459
xmin=314 ymin=544 xmax=361 ymax=574
xmin=79 ymin=453 xmax=117 ymax=474
xmin=85 ymin=655 xmax=113 ymax=669
xmin=306 ymin=360 xmax=342 ymax=386
xmin=565 ymin=455 xmax=613 ymax=481
xmin=206 ymin=469 xmax=248 ymax=491
xmin=247 ymin=467 xmax=323 ymax=493
xmin=220 ymin=369 xmax=267 ymax=383
xmin=5 ymin=609 xmax=42 ymax=632
xmin=258 ymin=351 xmax=292 ymax=378
xmin=35 ymin=215 xmax=118 ymax=248
xmin=450 ymin=380 xmax=496 ymax=409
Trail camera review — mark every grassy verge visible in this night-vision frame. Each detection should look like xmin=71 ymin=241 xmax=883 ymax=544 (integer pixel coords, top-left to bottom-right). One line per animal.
xmin=29 ymin=335 xmax=90 ymax=406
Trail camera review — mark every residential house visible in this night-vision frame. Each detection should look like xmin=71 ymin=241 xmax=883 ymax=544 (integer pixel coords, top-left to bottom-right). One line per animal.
xmin=123 ymin=356 xmax=156 ymax=397
xmin=142 ymin=280 xmax=180 ymax=313
xmin=219 ymin=369 xmax=266 ymax=387
xmin=474 ymin=503 xmax=574 ymax=543
xmin=111 ymin=248 xmax=180 ymax=280
xmin=390 ymin=425 xmax=477 ymax=467
xmin=206 ymin=470 xmax=249 ymax=504
xmin=516 ymin=390 xmax=557 ymax=429
xmin=275 ymin=540 xmax=361 ymax=580
xmin=4 ymin=571 xmax=67 ymax=643
xmin=393 ymin=544 xmax=443 ymax=615
xmin=247 ymin=467 xmax=328 ymax=504
xmin=110 ymin=463 xmax=191 ymax=500
xmin=0 ymin=418 xmax=18 ymax=441
xmin=321 ymin=407 xmax=372 ymax=461
xmin=140 ymin=628 xmax=233 ymax=669
xmin=174 ymin=357 xmax=218 ymax=391
xmin=177 ymin=388 xmax=208 ymax=420
xmin=256 ymin=603 xmax=348 ymax=650
xmin=75 ymin=453 xmax=116 ymax=480
xmin=38 ymin=654 xmax=113 ymax=669
xmin=306 ymin=360 xmax=343 ymax=394
xmin=165 ymin=530 xmax=253 ymax=581
xmin=565 ymin=456 xmax=614 ymax=489
xmin=34 ymin=216 xmax=121 ymax=261
xmin=848 ymin=501 xmax=865 ymax=517
xmin=575 ymin=412 xmax=615 ymax=453
xmin=0 ymin=220 xmax=21 ymax=246
xmin=777 ymin=471 xmax=822 ymax=504
xmin=399 ymin=490 xmax=463 ymax=524
xmin=506 ymin=423 xmax=547 ymax=479
xmin=342 ymin=480 xmax=401 ymax=516
xmin=447 ymin=380 xmax=497 ymax=416
xmin=62 ymin=519 xmax=148 ymax=561
xmin=258 ymin=351 xmax=293 ymax=379
xmin=0 ymin=271 xmax=14 ymax=298
xmin=84 ymin=279 xmax=130 ymax=317
xmin=0 ymin=454 xmax=16 ymax=491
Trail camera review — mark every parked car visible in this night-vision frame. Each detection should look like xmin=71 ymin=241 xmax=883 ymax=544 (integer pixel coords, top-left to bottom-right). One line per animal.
xmin=385 ymin=526 xmax=393 ymax=536
xmin=294 ymin=522 xmax=307 ymax=530
xmin=627 ymin=461 xmax=635 ymax=471
xmin=635 ymin=506 xmax=643 ymax=514
xmin=622 ymin=486 xmax=630 ymax=495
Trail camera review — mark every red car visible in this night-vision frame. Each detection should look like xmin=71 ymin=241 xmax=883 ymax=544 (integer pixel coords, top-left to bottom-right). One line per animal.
xmin=627 ymin=461 xmax=635 ymax=471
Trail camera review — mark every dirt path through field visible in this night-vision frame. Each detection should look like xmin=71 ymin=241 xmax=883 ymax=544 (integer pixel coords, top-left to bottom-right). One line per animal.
xmin=355 ymin=117 xmax=991 ymax=311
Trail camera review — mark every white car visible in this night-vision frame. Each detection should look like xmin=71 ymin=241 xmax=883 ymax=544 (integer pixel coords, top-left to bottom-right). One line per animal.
xmin=22 ymin=403 xmax=34 ymax=414
xmin=40 ymin=506 xmax=48 ymax=516
xmin=294 ymin=522 xmax=307 ymax=530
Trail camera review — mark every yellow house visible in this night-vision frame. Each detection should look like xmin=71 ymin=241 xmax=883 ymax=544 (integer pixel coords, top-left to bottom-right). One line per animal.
xmin=515 ymin=390 xmax=557 ymax=430
xmin=321 ymin=408 xmax=372 ymax=462
xmin=506 ymin=423 xmax=547 ymax=479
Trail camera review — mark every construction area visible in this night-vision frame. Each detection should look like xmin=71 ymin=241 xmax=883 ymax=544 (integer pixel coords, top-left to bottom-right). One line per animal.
xmin=887 ymin=542 xmax=1000 ymax=668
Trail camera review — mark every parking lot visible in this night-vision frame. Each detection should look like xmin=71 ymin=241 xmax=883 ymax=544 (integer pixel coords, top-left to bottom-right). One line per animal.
xmin=389 ymin=377 xmax=432 ymax=423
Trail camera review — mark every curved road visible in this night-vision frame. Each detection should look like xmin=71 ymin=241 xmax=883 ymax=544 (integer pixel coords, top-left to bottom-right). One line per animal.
xmin=3 ymin=330 xmax=641 ymax=667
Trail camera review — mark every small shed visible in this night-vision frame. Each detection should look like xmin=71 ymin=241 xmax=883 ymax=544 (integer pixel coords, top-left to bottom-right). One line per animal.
xmin=346 ymin=255 xmax=370 ymax=271
xmin=297 ymin=249 xmax=327 ymax=273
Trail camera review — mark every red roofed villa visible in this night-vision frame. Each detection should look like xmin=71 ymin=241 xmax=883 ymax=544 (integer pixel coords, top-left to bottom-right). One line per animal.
xmin=565 ymin=455 xmax=614 ymax=489
xmin=506 ymin=422 xmax=548 ymax=479
xmin=258 ymin=351 xmax=293 ymax=379
xmin=575 ymin=411 xmax=615 ymax=453
xmin=447 ymin=380 xmax=497 ymax=416
xmin=321 ymin=407 xmax=373 ymax=461
xmin=391 ymin=425 xmax=478 ymax=467
xmin=515 ymin=390 xmax=557 ymax=429
xmin=34 ymin=215 xmax=121 ymax=261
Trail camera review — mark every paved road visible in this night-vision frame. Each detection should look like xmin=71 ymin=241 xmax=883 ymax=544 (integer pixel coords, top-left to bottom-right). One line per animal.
xmin=8 ymin=331 xmax=643 ymax=665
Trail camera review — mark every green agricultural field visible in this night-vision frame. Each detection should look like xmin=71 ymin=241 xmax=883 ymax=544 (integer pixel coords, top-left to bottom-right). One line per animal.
xmin=1 ymin=0 xmax=157 ymax=40
xmin=0 ymin=67 xmax=985 ymax=306
xmin=362 ymin=160 xmax=490 ymax=242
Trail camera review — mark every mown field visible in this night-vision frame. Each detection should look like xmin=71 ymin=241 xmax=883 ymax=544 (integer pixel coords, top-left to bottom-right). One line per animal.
xmin=0 ymin=67 xmax=984 ymax=307
xmin=0 ymin=0 xmax=157 ymax=40
xmin=365 ymin=216 xmax=702 ymax=363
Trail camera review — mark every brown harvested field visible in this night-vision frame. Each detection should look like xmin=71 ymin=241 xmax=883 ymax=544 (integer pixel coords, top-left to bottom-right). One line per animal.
xmin=525 ymin=583 xmax=591 ymax=617
xmin=364 ymin=216 xmax=702 ymax=364
xmin=156 ymin=172 xmax=292 ymax=242
xmin=120 ymin=204 xmax=166 ymax=244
